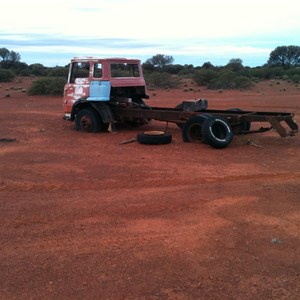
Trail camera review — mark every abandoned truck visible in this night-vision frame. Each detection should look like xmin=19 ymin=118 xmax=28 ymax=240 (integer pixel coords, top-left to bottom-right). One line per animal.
xmin=63 ymin=57 xmax=298 ymax=148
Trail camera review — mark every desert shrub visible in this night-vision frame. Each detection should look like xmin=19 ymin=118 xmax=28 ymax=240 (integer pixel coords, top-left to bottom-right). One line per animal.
xmin=193 ymin=69 xmax=218 ymax=86
xmin=0 ymin=69 xmax=14 ymax=82
xmin=236 ymin=67 xmax=252 ymax=77
xmin=264 ymin=67 xmax=285 ymax=79
xmin=286 ymin=67 xmax=300 ymax=78
xmin=282 ymin=74 xmax=289 ymax=80
xmin=178 ymin=68 xmax=195 ymax=77
xmin=28 ymin=77 xmax=66 ymax=95
xmin=19 ymin=69 xmax=31 ymax=76
xmin=164 ymin=64 xmax=185 ymax=74
xmin=206 ymin=78 xmax=221 ymax=89
xmin=207 ymin=72 xmax=252 ymax=89
xmin=208 ymin=71 xmax=236 ymax=89
xmin=8 ymin=61 xmax=29 ymax=76
xmin=249 ymin=66 xmax=286 ymax=80
xmin=291 ymin=74 xmax=300 ymax=83
xmin=46 ymin=67 xmax=69 ymax=77
xmin=29 ymin=63 xmax=47 ymax=76
xmin=145 ymin=72 xmax=179 ymax=88
xmin=249 ymin=67 xmax=267 ymax=79
xmin=233 ymin=76 xmax=254 ymax=89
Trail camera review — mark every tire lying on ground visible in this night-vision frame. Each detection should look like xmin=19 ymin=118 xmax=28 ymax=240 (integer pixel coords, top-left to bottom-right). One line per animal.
xmin=137 ymin=131 xmax=172 ymax=145
xmin=182 ymin=114 xmax=212 ymax=142
xmin=201 ymin=117 xmax=234 ymax=149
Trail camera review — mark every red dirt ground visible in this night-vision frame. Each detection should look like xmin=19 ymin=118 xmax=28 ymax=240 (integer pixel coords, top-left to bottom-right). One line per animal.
xmin=0 ymin=78 xmax=299 ymax=299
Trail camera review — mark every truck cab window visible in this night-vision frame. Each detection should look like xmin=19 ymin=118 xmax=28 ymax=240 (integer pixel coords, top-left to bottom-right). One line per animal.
xmin=70 ymin=62 xmax=90 ymax=83
xmin=93 ymin=63 xmax=103 ymax=78
xmin=110 ymin=63 xmax=140 ymax=77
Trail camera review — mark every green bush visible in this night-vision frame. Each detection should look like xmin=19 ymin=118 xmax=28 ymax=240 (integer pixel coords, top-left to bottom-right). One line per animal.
xmin=291 ymin=74 xmax=300 ymax=83
xmin=0 ymin=69 xmax=14 ymax=82
xmin=19 ymin=69 xmax=31 ymax=76
xmin=264 ymin=67 xmax=285 ymax=79
xmin=233 ymin=76 xmax=254 ymax=89
xmin=249 ymin=66 xmax=286 ymax=79
xmin=46 ymin=67 xmax=69 ymax=77
xmin=178 ymin=68 xmax=195 ymax=77
xmin=28 ymin=77 xmax=66 ymax=95
xmin=193 ymin=69 xmax=218 ymax=86
xmin=282 ymin=74 xmax=289 ymax=80
xmin=249 ymin=67 xmax=266 ymax=79
xmin=207 ymin=78 xmax=223 ymax=89
xmin=29 ymin=63 xmax=47 ymax=76
xmin=164 ymin=64 xmax=185 ymax=74
xmin=145 ymin=72 xmax=179 ymax=88
xmin=208 ymin=71 xmax=236 ymax=89
xmin=206 ymin=72 xmax=252 ymax=89
xmin=286 ymin=68 xmax=300 ymax=77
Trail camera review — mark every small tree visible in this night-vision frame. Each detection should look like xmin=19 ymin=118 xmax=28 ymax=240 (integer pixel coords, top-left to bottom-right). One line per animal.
xmin=144 ymin=54 xmax=174 ymax=71
xmin=0 ymin=48 xmax=9 ymax=60
xmin=0 ymin=48 xmax=21 ymax=68
xmin=29 ymin=63 xmax=46 ymax=76
xmin=202 ymin=61 xmax=214 ymax=69
xmin=268 ymin=45 xmax=300 ymax=69
xmin=226 ymin=58 xmax=244 ymax=72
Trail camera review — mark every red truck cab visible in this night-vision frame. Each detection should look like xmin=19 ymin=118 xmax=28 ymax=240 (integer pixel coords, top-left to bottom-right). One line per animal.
xmin=63 ymin=57 xmax=148 ymax=119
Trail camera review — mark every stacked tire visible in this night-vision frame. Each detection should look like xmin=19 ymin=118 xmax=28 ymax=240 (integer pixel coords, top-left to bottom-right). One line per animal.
xmin=182 ymin=114 xmax=234 ymax=149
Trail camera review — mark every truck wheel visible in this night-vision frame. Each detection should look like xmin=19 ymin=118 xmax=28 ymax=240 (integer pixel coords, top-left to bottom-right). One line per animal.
xmin=201 ymin=117 xmax=233 ymax=149
xmin=75 ymin=108 xmax=102 ymax=132
xmin=182 ymin=114 xmax=212 ymax=142
xmin=137 ymin=131 xmax=172 ymax=145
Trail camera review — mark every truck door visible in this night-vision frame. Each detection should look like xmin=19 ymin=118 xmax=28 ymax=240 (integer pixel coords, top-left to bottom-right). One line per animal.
xmin=87 ymin=63 xmax=111 ymax=101
xmin=63 ymin=61 xmax=90 ymax=116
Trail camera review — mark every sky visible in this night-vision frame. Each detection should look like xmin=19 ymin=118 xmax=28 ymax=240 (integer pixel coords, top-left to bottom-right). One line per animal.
xmin=1 ymin=0 xmax=299 ymax=68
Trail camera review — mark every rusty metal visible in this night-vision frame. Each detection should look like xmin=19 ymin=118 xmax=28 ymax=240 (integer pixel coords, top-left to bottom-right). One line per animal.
xmin=64 ymin=57 xmax=298 ymax=140
xmin=110 ymin=102 xmax=298 ymax=138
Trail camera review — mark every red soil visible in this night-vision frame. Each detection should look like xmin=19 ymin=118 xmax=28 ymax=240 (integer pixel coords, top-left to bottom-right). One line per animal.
xmin=0 ymin=77 xmax=299 ymax=299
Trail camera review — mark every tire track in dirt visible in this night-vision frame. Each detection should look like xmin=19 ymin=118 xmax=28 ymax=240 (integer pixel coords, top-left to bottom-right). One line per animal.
xmin=1 ymin=172 xmax=299 ymax=192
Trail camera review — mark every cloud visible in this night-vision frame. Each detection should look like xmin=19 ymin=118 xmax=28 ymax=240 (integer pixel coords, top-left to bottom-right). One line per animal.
xmin=0 ymin=0 xmax=299 ymax=66
xmin=0 ymin=32 xmax=272 ymax=67
xmin=2 ymin=0 xmax=299 ymax=39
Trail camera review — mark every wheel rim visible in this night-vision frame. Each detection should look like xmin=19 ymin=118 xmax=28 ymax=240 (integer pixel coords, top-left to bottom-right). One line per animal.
xmin=144 ymin=131 xmax=165 ymax=136
xmin=80 ymin=115 xmax=93 ymax=131
xmin=211 ymin=122 xmax=227 ymax=140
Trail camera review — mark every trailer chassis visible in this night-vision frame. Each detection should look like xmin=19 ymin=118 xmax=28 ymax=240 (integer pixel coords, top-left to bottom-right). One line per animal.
xmin=110 ymin=100 xmax=298 ymax=138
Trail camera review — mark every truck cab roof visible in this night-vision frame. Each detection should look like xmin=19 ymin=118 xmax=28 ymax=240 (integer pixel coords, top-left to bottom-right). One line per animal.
xmin=71 ymin=57 xmax=141 ymax=63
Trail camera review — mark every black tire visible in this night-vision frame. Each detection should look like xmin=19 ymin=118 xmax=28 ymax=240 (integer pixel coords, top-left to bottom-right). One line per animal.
xmin=227 ymin=108 xmax=251 ymax=134
xmin=137 ymin=131 xmax=172 ymax=145
xmin=75 ymin=108 xmax=102 ymax=132
xmin=202 ymin=117 xmax=233 ymax=149
xmin=182 ymin=114 xmax=212 ymax=142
